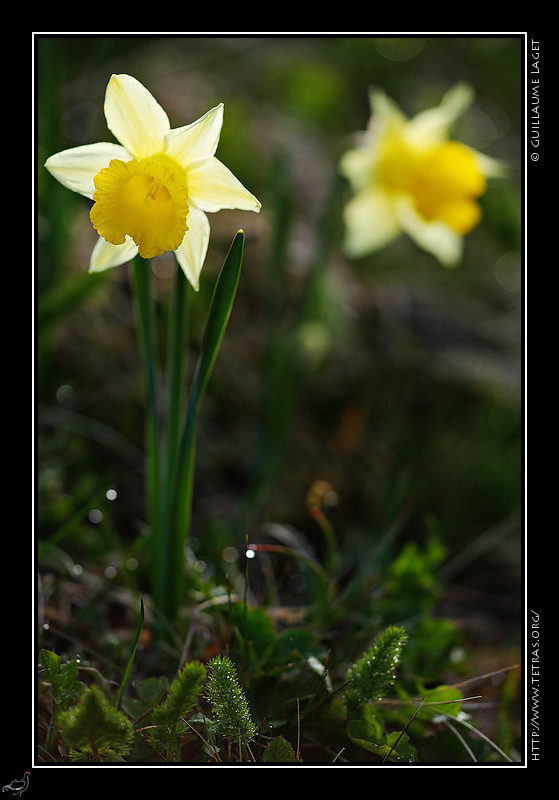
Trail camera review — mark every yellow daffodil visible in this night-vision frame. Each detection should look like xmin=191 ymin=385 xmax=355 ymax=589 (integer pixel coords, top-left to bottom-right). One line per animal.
xmin=340 ymin=83 xmax=504 ymax=266
xmin=45 ymin=74 xmax=261 ymax=289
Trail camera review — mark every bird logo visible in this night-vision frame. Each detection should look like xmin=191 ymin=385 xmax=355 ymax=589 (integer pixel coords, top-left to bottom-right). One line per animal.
xmin=2 ymin=773 xmax=30 ymax=797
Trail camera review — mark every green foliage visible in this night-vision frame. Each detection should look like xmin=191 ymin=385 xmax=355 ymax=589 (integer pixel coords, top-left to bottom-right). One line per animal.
xmin=40 ymin=648 xmax=86 ymax=754
xmin=229 ymin=603 xmax=276 ymax=665
xmin=347 ymin=716 xmax=416 ymax=763
xmin=58 ymin=685 xmax=134 ymax=762
xmin=152 ymin=661 xmax=207 ymax=725
xmin=205 ymin=656 xmax=257 ymax=746
xmin=344 ymin=626 xmax=408 ymax=719
xmin=134 ymin=232 xmax=245 ymax=637
xmin=121 ymin=675 xmax=169 ymax=720
xmin=262 ymin=735 xmax=297 ymax=763
xmin=40 ymin=649 xmax=85 ymax=713
xmin=384 ymin=535 xmax=446 ymax=619
xmin=148 ymin=661 xmax=207 ymax=761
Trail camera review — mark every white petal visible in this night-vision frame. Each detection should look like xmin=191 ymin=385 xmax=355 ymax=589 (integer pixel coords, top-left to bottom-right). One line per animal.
xmin=104 ymin=74 xmax=169 ymax=158
xmin=89 ymin=235 xmax=138 ymax=273
xmin=187 ymin=157 xmax=261 ymax=213
xmin=395 ymin=198 xmax=463 ymax=266
xmin=342 ymin=188 xmax=400 ymax=258
xmin=44 ymin=142 xmax=130 ymax=198
xmin=165 ymin=104 xmax=224 ymax=168
xmin=174 ymin=206 xmax=210 ymax=291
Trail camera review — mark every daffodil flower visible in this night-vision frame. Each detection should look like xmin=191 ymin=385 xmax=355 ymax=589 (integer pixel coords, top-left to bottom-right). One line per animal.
xmin=340 ymin=83 xmax=504 ymax=266
xmin=45 ymin=74 xmax=261 ymax=289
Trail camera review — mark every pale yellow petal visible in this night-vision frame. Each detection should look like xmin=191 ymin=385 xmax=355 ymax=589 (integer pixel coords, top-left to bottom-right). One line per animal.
xmin=368 ymin=88 xmax=408 ymax=132
xmin=89 ymin=235 xmax=138 ymax=273
xmin=339 ymin=145 xmax=375 ymax=192
xmin=164 ymin=104 xmax=224 ymax=168
xmin=395 ymin=197 xmax=463 ymax=266
xmin=342 ymin=188 xmax=400 ymax=258
xmin=476 ymin=151 xmax=509 ymax=179
xmin=104 ymin=74 xmax=170 ymax=158
xmin=187 ymin=157 xmax=261 ymax=213
xmin=44 ymin=142 xmax=130 ymax=198
xmin=174 ymin=206 xmax=210 ymax=291
xmin=406 ymin=83 xmax=474 ymax=145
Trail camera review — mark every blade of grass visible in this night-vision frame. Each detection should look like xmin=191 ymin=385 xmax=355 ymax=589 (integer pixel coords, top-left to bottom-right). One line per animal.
xmin=169 ymin=230 xmax=245 ymax=622
xmin=449 ymin=713 xmax=514 ymax=762
xmin=114 ymin=599 xmax=145 ymax=710
xmin=441 ymin=717 xmax=478 ymax=762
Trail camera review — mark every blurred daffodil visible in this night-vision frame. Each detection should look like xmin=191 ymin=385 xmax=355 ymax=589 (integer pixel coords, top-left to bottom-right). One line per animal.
xmin=340 ymin=83 xmax=504 ymax=266
xmin=45 ymin=74 xmax=261 ymax=289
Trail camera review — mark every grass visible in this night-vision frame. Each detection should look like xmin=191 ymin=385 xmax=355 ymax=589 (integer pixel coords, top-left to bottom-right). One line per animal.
xmin=35 ymin=35 xmax=523 ymax=766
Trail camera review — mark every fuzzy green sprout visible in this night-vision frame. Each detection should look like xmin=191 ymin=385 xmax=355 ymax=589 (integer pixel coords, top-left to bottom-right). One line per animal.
xmin=149 ymin=661 xmax=207 ymax=761
xmin=58 ymin=685 xmax=134 ymax=762
xmin=205 ymin=656 xmax=257 ymax=749
xmin=344 ymin=626 xmax=408 ymax=719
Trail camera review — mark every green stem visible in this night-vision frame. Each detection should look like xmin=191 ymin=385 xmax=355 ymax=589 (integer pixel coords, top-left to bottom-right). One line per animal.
xmin=132 ymin=257 xmax=165 ymax=624
xmin=166 ymin=262 xmax=189 ymax=504
xmin=161 ymin=262 xmax=190 ymax=626
xmin=166 ymin=719 xmax=178 ymax=762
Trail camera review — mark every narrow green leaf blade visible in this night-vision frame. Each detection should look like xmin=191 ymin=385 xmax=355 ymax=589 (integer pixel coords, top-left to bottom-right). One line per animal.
xmin=169 ymin=231 xmax=245 ymax=622
xmin=191 ymin=229 xmax=244 ymax=412
xmin=114 ymin=599 xmax=145 ymax=710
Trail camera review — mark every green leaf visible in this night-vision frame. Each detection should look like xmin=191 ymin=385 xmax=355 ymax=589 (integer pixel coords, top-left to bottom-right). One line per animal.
xmin=122 ymin=676 xmax=169 ymax=720
xmin=40 ymin=648 xmax=61 ymax=682
xmin=40 ymin=649 xmax=84 ymax=710
xmin=419 ymin=685 xmax=463 ymax=718
xmin=170 ymin=231 xmax=245 ymax=615
xmin=262 ymin=735 xmax=297 ymax=762
xmin=190 ymin=230 xmax=244 ymax=412
xmin=347 ymin=719 xmax=416 ymax=762
xmin=136 ymin=676 xmax=171 ymax=705
xmin=347 ymin=703 xmax=384 ymax=744
xmin=372 ymin=730 xmax=416 ymax=762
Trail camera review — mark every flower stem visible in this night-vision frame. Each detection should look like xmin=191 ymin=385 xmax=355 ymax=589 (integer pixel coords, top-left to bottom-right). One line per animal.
xmin=161 ymin=263 xmax=190 ymax=626
xmin=132 ymin=256 xmax=165 ymax=626
xmin=166 ymin=262 xmax=189 ymax=500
